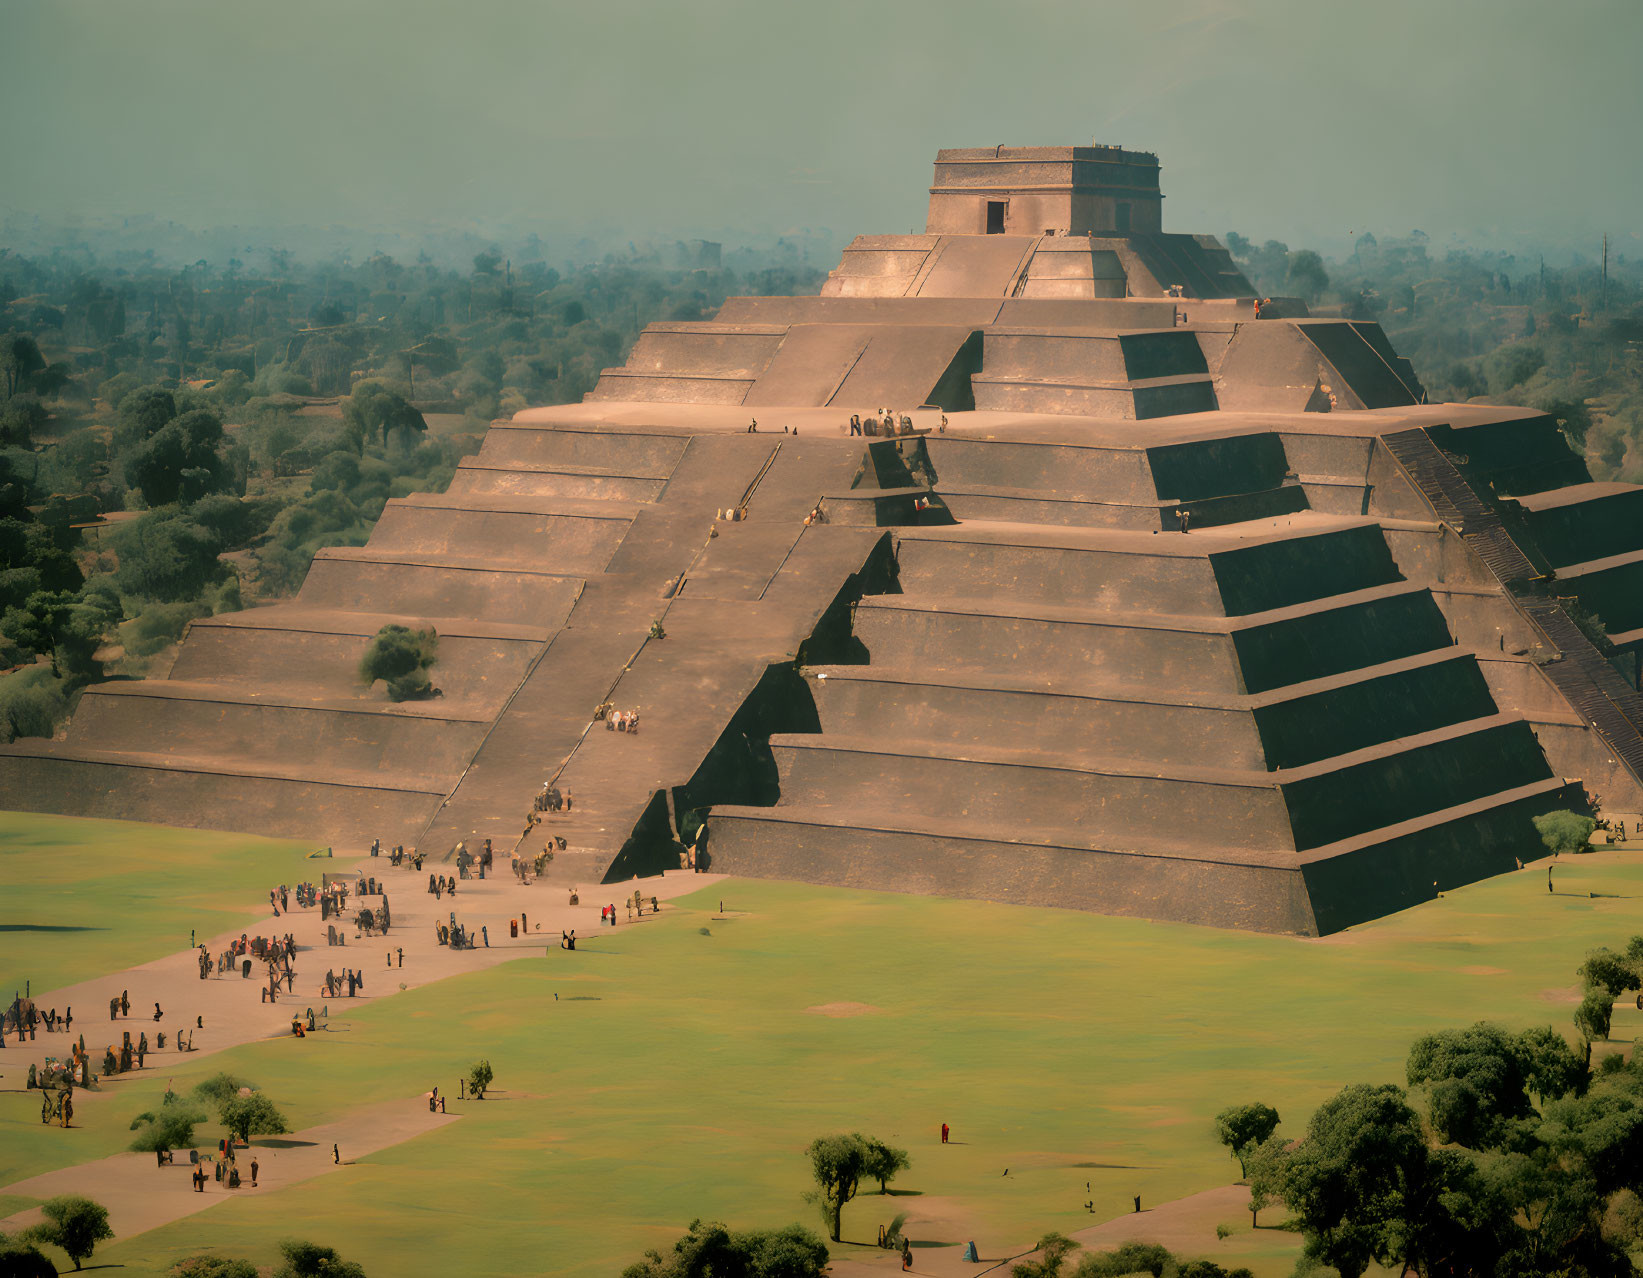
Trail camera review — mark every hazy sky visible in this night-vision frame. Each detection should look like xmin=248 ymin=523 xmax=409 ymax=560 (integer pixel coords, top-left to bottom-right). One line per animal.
xmin=3 ymin=0 xmax=1639 ymax=256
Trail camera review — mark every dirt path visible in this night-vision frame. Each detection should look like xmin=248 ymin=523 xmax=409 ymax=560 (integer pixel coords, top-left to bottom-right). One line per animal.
xmin=2 ymin=861 xmax=722 ymax=1093
xmin=826 ymin=1182 xmax=1287 ymax=1278
xmin=0 ymin=1095 xmax=457 ymax=1240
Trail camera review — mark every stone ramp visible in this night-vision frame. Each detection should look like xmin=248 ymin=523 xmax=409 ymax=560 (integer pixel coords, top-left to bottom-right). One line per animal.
xmin=412 ymin=433 xmax=888 ymax=866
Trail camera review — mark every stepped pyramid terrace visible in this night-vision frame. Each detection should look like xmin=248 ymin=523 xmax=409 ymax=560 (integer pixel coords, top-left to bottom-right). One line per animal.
xmin=7 ymin=142 xmax=1643 ymax=935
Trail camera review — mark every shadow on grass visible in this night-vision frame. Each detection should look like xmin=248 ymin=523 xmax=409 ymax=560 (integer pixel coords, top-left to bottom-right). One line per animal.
xmin=254 ymin=1138 xmax=317 ymax=1149
xmin=0 ymin=924 xmax=105 ymax=933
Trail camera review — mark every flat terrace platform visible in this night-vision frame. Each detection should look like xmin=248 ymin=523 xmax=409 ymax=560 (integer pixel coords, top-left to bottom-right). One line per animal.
xmin=510 ymin=401 xmax=1518 ymax=448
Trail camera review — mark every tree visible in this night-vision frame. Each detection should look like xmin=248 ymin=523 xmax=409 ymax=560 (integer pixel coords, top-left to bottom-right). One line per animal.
xmin=115 ymin=385 xmax=177 ymax=446
xmin=618 ymin=1219 xmax=827 ymax=1278
xmin=468 ymin=1059 xmax=493 ymax=1099
xmin=125 ymin=408 xmax=227 ymax=506
xmin=273 ymin=1240 xmax=366 ymax=1278
xmin=0 ymin=334 xmax=46 ymax=400
xmin=1011 ymin=1232 xmax=1078 ymax=1278
xmin=1285 ymin=250 xmax=1331 ymax=305
xmin=342 ymin=381 xmax=426 ymax=449
xmin=2 ymin=584 xmax=122 ymax=684
xmin=1245 ymin=1135 xmax=1289 ymax=1228
xmin=358 ymin=624 xmax=439 ymax=701
xmin=805 ymin=1133 xmax=870 ymax=1242
xmin=218 ymin=1092 xmax=288 ymax=1145
xmin=1405 ymin=1024 xmax=1560 ymax=1149
xmin=129 ymin=1104 xmax=207 ymax=1159
xmin=1068 ymin=1242 xmax=1176 ymax=1277
xmin=1213 ymin=1102 xmax=1279 ymax=1177
xmin=1575 ymin=988 xmax=1614 ymax=1042
xmin=1281 ymin=1084 xmax=1429 ymax=1278
xmin=111 ymin=508 xmax=227 ymax=602
xmin=1535 ymin=810 xmax=1596 ymax=857
xmin=1579 ymin=949 xmax=1639 ymax=998
xmin=35 ymin=1195 xmax=112 ymax=1271
xmin=170 ymin=1255 xmax=259 ymax=1278
xmin=861 ymin=1136 xmax=910 ymax=1193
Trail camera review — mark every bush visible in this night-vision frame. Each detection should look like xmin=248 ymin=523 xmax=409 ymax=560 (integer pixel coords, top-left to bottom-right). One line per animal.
xmin=129 ymin=1105 xmax=207 ymax=1157
xmin=171 ymin=1256 xmax=260 ymax=1278
xmin=192 ymin=1072 xmax=255 ymax=1107
xmin=120 ymin=599 xmax=212 ymax=659
xmin=274 ymin=1240 xmax=366 ymax=1278
xmin=358 ymin=624 xmax=439 ymax=701
xmin=468 ymin=1059 xmax=493 ymax=1099
xmin=619 ymin=1219 xmax=826 ymax=1278
xmin=0 ymin=1232 xmax=57 ymax=1278
xmin=0 ymin=666 xmax=72 ymax=742
xmin=1535 ymin=810 xmax=1596 ymax=857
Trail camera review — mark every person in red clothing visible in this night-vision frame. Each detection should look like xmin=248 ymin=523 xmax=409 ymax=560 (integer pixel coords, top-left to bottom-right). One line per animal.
xmin=941 ymin=1122 xmax=949 ymax=1144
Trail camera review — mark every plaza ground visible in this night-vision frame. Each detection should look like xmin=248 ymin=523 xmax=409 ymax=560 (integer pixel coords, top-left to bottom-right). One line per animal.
xmin=2 ymin=812 xmax=1639 ymax=1277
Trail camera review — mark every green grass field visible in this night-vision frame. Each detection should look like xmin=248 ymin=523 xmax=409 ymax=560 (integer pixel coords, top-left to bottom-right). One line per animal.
xmin=3 ymin=814 xmax=1641 ymax=1278
xmin=0 ymin=813 xmax=326 ymax=999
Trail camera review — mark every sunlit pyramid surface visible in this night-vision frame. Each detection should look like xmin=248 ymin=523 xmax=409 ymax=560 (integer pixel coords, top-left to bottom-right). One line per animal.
xmin=6 ymin=143 xmax=1642 ymax=935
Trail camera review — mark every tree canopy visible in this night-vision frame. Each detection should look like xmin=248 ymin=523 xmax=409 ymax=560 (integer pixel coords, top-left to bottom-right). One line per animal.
xmin=619 ymin=1219 xmax=828 ymax=1278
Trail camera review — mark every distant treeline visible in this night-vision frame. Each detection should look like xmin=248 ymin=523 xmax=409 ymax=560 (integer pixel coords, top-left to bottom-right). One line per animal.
xmin=1226 ymin=231 xmax=1643 ymax=480
xmin=0 ymin=245 xmax=827 ymax=741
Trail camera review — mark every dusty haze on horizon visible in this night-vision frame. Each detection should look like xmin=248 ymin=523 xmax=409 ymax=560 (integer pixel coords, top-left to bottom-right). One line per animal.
xmin=1 ymin=0 xmax=1638 ymax=257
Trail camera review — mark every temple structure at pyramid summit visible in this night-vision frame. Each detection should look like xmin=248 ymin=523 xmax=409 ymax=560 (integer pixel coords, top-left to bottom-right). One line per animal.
xmin=8 ymin=143 xmax=1643 ymax=934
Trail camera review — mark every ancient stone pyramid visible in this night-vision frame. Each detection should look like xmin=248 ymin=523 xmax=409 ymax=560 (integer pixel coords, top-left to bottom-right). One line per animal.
xmin=6 ymin=144 xmax=1640 ymax=933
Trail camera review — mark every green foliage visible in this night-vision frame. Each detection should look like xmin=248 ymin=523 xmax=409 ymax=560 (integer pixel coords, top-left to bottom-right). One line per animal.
xmin=119 ymin=599 xmax=212 ymax=659
xmin=0 ymin=334 xmax=47 ymax=400
xmin=1406 ymin=1023 xmax=1582 ymax=1147
xmin=1011 ymin=1232 xmax=1079 ymax=1278
xmin=358 ymin=624 xmax=439 ymax=701
xmin=1244 ymin=1135 xmax=1289 ymax=1227
xmin=218 ymin=1091 xmax=288 ymax=1144
xmin=170 ymin=1256 xmax=260 ymax=1278
xmin=1575 ymin=987 xmax=1614 ymax=1042
xmin=115 ymin=386 xmax=178 ymax=447
xmin=110 ymin=507 xmax=229 ymax=602
xmin=129 ymin=1104 xmax=207 ymax=1154
xmin=468 ymin=1059 xmax=493 ymax=1099
xmin=1535 ymin=810 xmax=1597 ymax=857
xmin=861 ymin=1135 xmax=909 ymax=1193
xmin=35 ymin=1194 xmax=113 ymax=1270
xmin=342 ymin=381 xmax=426 ymax=448
xmin=0 ymin=1230 xmax=58 ymax=1278
xmin=0 ymin=665 xmax=74 ymax=743
xmin=1068 ymin=1242 xmax=1176 ymax=1277
xmin=1211 ymin=1102 xmax=1279 ymax=1176
xmin=253 ymin=489 xmax=371 ymax=594
xmin=804 ymin=1133 xmax=870 ymax=1242
xmin=125 ymin=408 xmax=227 ymax=506
xmin=619 ymin=1219 xmax=827 ymax=1278
xmin=273 ymin=1240 xmax=367 ymax=1278
xmin=192 ymin=1072 xmax=256 ymax=1107
xmin=1285 ymin=250 xmax=1330 ymax=305
xmin=1281 ymin=1083 xmax=1428 ymax=1278
xmin=0 ymin=395 xmax=47 ymax=448
xmin=1579 ymin=948 xmax=1640 ymax=997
